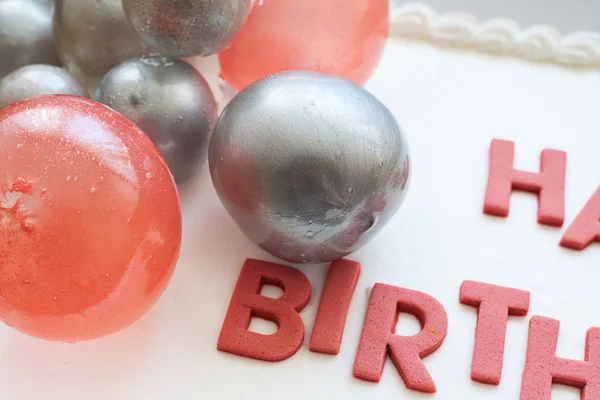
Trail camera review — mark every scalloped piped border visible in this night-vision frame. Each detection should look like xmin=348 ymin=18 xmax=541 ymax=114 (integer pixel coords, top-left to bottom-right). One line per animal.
xmin=389 ymin=2 xmax=600 ymax=68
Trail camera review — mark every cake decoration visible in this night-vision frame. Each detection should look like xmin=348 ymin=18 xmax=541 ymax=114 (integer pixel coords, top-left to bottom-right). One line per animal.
xmin=209 ymin=71 xmax=411 ymax=264
xmin=483 ymin=139 xmax=566 ymax=227
xmin=560 ymin=187 xmax=600 ymax=251
xmin=93 ymin=56 xmax=218 ymax=186
xmin=353 ymin=283 xmax=448 ymax=393
xmin=218 ymin=0 xmax=389 ymax=90
xmin=520 ymin=317 xmax=600 ymax=399
xmin=460 ymin=281 xmax=530 ymax=385
xmin=0 ymin=95 xmax=182 ymax=342
xmin=53 ymin=0 xmax=151 ymax=94
xmin=390 ymin=2 xmax=600 ymax=69
xmin=0 ymin=64 xmax=86 ymax=108
xmin=0 ymin=0 xmax=59 ymax=80
xmin=217 ymin=259 xmax=311 ymax=362
xmin=122 ymin=0 xmax=252 ymax=58
xmin=309 ymin=259 xmax=361 ymax=355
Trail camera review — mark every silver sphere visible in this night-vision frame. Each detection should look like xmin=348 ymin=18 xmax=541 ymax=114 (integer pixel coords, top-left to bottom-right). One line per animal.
xmin=31 ymin=0 xmax=54 ymax=7
xmin=53 ymin=0 xmax=150 ymax=94
xmin=209 ymin=71 xmax=411 ymax=264
xmin=0 ymin=64 xmax=86 ymax=107
xmin=0 ymin=0 xmax=60 ymax=80
xmin=93 ymin=57 xmax=218 ymax=185
xmin=123 ymin=0 xmax=253 ymax=57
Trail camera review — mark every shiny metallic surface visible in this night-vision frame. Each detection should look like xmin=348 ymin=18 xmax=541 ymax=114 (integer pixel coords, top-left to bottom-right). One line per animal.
xmin=93 ymin=57 xmax=218 ymax=185
xmin=123 ymin=0 xmax=253 ymax=57
xmin=53 ymin=0 xmax=150 ymax=94
xmin=0 ymin=64 xmax=86 ymax=108
xmin=209 ymin=71 xmax=411 ymax=264
xmin=32 ymin=0 xmax=54 ymax=7
xmin=0 ymin=0 xmax=60 ymax=80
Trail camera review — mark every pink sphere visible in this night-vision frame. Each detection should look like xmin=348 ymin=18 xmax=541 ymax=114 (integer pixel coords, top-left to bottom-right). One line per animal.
xmin=0 ymin=95 xmax=181 ymax=342
xmin=219 ymin=0 xmax=389 ymax=90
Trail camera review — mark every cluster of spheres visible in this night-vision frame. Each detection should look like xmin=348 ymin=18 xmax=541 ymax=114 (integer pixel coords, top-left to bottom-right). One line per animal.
xmin=0 ymin=0 xmax=408 ymax=342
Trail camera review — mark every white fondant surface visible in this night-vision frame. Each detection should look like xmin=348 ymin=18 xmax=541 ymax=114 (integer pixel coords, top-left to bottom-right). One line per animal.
xmin=1 ymin=31 xmax=600 ymax=400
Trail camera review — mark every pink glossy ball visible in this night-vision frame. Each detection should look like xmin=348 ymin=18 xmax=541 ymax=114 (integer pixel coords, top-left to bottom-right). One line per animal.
xmin=219 ymin=0 xmax=389 ymax=91
xmin=0 ymin=95 xmax=182 ymax=342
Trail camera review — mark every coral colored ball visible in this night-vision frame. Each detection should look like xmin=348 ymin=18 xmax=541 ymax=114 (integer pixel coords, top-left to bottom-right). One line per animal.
xmin=218 ymin=0 xmax=389 ymax=91
xmin=0 ymin=95 xmax=182 ymax=342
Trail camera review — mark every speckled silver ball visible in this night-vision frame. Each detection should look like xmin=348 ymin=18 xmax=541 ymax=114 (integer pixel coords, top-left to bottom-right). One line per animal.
xmin=0 ymin=0 xmax=60 ymax=80
xmin=123 ymin=0 xmax=253 ymax=57
xmin=53 ymin=0 xmax=150 ymax=94
xmin=0 ymin=64 xmax=86 ymax=107
xmin=93 ymin=57 xmax=218 ymax=185
xmin=209 ymin=71 xmax=411 ymax=264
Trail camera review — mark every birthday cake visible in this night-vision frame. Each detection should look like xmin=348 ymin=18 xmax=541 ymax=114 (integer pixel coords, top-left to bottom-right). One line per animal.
xmin=0 ymin=1 xmax=600 ymax=400
xmin=182 ymin=3 xmax=600 ymax=400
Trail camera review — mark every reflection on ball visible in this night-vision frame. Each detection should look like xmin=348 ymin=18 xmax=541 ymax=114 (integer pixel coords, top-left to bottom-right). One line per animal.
xmin=33 ymin=0 xmax=54 ymax=7
xmin=53 ymin=0 xmax=150 ymax=94
xmin=209 ymin=71 xmax=410 ymax=264
xmin=0 ymin=65 xmax=86 ymax=108
xmin=123 ymin=0 xmax=253 ymax=57
xmin=0 ymin=95 xmax=181 ymax=342
xmin=219 ymin=0 xmax=389 ymax=90
xmin=94 ymin=57 xmax=218 ymax=185
xmin=0 ymin=0 xmax=60 ymax=80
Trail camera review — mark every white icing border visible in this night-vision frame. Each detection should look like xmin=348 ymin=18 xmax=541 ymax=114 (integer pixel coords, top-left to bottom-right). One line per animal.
xmin=390 ymin=2 xmax=600 ymax=68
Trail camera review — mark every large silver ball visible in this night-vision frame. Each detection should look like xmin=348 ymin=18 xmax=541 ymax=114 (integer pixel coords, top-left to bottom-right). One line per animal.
xmin=53 ymin=0 xmax=150 ymax=94
xmin=31 ymin=0 xmax=54 ymax=7
xmin=0 ymin=0 xmax=60 ymax=79
xmin=0 ymin=64 xmax=86 ymax=107
xmin=209 ymin=71 xmax=411 ymax=264
xmin=123 ymin=0 xmax=252 ymax=57
xmin=93 ymin=57 xmax=218 ymax=185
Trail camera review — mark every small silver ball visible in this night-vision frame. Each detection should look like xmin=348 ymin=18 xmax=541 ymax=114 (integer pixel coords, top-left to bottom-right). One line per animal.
xmin=0 ymin=64 xmax=86 ymax=107
xmin=0 ymin=0 xmax=60 ymax=79
xmin=93 ymin=57 xmax=218 ymax=185
xmin=53 ymin=0 xmax=150 ymax=94
xmin=123 ymin=0 xmax=253 ymax=57
xmin=209 ymin=71 xmax=411 ymax=264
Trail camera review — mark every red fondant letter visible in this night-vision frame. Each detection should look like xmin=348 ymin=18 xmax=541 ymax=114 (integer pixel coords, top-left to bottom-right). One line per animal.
xmin=560 ymin=187 xmax=600 ymax=251
xmin=217 ymin=259 xmax=311 ymax=362
xmin=483 ymin=139 xmax=566 ymax=226
xmin=460 ymin=280 xmax=530 ymax=385
xmin=310 ymin=259 xmax=361 ymax=355
xmin=520 ymin=316 xmax=600 ymax=400
xmin=353 ymin=283 xmax=448 ymax=393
